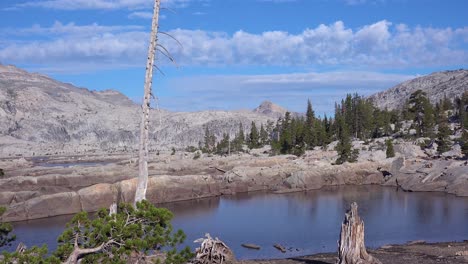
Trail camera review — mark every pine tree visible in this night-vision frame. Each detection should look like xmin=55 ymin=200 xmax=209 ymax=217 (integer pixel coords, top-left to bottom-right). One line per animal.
xmin=461 ymin=130 xmax=468 ymax=159
xmin=336 ymin=112 xmax=353 ymax=164
xmin=408 ymin=90 xmax=434 ymax=137
xmin=305 ymin=99 xmax=316 ymax=148
xmin=314 ymin=118 xmax=326 ymax=147
xmin=386 ymin=139 xmax=395 ymax=158
xmin=422 ymin=99 xmax=435 ymax=138
xmin=232 ymin=122 xmax=245 ymax=152
xmin=238 ymin=122 xmax=245 ymax=143
xmin=259 ymin=124 xmax=269 ymax=146
xmin=324 ymin=114 xmax=333 ymax=144
xmin=437 ymin=120 xmax=451 ymax=154
xmin=203 ymin=126 xmax=216 ymax=153
xmin=248 ymin=121 xmax=260 ymax=149
xmin=279 ymin=112 xmax=293 ymax=154
xmin=344 ymin=94 xmax=354 ymax=137
xmin=457 ymin=91 xmax=468 ymax=130
xmin=409 ymin=90 xmax=425 ymax=134
xmin=216 ymin=133 xmax=230 ymax=155
xmin=442 ymin=94 xmax=453 ymax=111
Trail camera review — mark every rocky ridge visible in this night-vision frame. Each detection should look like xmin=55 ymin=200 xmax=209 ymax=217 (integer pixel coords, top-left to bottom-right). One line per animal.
xmin=0 ymin=138 xmax=467 ymax=222
xmin=0 ymin=65 xmax=274 ymax=156
xmin=368 ymin=69 xmax=468 ymax=110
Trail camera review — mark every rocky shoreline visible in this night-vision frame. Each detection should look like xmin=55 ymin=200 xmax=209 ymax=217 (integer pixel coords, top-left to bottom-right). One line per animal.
xmin=239 ymin=241 xmax=468 ymax=264
xmin=0 ymin=140 xmax=467 ymax=222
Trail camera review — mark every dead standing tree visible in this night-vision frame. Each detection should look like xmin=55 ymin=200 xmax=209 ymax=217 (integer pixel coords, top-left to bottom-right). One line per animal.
xmin=135 ymin=0 xmax=180 ymax=204
xmin=337 ymin=202 xmax=381 ymax=264
xmin=135 ymin=0 xmax=161 ymax=204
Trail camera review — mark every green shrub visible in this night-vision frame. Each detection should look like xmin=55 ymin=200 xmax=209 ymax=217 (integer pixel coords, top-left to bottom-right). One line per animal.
xmin=54 ymin=201 xmax=193 ymax=263
xmin=0 ymin=207 xmax=15 ymax=248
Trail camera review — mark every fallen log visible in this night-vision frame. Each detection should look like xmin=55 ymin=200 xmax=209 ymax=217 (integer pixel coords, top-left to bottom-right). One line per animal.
xmin=209 ymin=166 xmax=227 ymax=173
xmin=337 ymin=202 xmax=382 ymax=264
xmin=273 ymin=244 xmax=286 ymax=253
xmin=241 ymin=243 xmax=261 ymax=250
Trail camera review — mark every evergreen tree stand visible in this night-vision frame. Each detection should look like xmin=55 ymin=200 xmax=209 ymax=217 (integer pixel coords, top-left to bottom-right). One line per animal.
xmin=337 ymin=203 xmax=381 ymax=264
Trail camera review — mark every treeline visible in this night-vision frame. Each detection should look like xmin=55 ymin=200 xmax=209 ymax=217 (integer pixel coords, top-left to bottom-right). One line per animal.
xmin=197 ymin=90 xmax=468 ymax=161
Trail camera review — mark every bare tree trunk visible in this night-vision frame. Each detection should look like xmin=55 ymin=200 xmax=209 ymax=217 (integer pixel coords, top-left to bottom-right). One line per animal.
xmin=135 ymin=0 xmax=161 ymax=205
xmin=337 ymin=202 xmax=381 ymax=264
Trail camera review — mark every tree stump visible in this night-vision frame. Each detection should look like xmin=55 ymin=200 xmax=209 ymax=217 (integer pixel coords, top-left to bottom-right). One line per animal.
xmin=337 ymin=202 xmax=381 ymax=264
xmin=191 ymin=233 xmax=235 ymax=264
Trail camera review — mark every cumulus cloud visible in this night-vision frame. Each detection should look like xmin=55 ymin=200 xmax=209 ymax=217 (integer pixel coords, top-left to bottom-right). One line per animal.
xmin=1 ymin=21 xmax=143 ymax=36
xmin=9 ymin=0 xmax=198 ymax=10
xmin=0 ymin=20 xmax=467 ymax=71
xmin=158 ymin=71 xmax=414 ymax=113
xmin=163 ymin=20 xmax=468 ymax=68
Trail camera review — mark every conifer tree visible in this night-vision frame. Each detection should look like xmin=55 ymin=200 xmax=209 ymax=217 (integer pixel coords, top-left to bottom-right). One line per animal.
xmin=248 ymin=121 xmax=260 ymax=149
xmin=436 ymin=111 xmax=451 ymax=154
xmin=305 ymin=99 xmax=316 ymax=148
xmin=442 ymin=94 xmax=453 ymax=111
xmin=408 ymin=90 xmax=434 ymax=137
xmin=279 ymin=112 xmax=293 ymax=154
xmin=335 ymin=105 xmax=353 ymax=164
xmin=386 ymin=139 xmax=395 ymax=158
xmin=259 ymin=124 xmax=269 ymax=146
xmin=216 ymin=133 xmax=230 ymax=155
xmin=232 ymin=122 xmax=245 ymax=152
xmin=461 ymin=130 xmax=468 ymax=159
xmin=457 ymin=91 xmax=468 ymax=130
xmin=203 ymin=126 xmax=216 ymax=153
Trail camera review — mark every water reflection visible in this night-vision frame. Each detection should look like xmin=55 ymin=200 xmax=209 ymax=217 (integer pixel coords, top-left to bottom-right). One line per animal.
xmin=7 ymin=186 xmax=468 ymax=260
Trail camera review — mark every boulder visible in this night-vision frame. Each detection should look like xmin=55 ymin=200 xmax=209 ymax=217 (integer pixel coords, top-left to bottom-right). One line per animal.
xmin=3 ymin=192 xmax=81 ymax=221
xmin=78 ymin=183 xmax=118 ymax=212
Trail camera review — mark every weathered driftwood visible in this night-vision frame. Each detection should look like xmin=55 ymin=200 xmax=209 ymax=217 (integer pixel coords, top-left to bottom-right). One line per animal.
xmin=209 ymin=166 xmax=227 ymax=173
xmin=337 ymin=202 xmax=382 ymax=264
xmin=241 ymin=243 xmax=261 ymax=250
xmin=273 ymin=244 xmax=286 ymax=253
xmin=191 ymin=233 xmax=235 ymax=264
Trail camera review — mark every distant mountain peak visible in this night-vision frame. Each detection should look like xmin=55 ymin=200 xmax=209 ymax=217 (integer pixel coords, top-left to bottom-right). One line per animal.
xmin=253 ymin=100 xmax=288 ymax=118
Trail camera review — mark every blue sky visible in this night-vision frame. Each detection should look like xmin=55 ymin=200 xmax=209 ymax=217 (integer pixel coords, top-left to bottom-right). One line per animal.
xmin=0 ymin=0 xmax=467 ymax=115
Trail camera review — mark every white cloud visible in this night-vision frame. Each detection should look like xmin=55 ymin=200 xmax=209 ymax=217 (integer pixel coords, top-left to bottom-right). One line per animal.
xmin=0 ymin=20 xmax=467 ymax=71
xmin=192 ymin=11 xmax=206 ymax=16
xmin=1 ymin=21 xmax=143 ymax=36
xmin=128 ymin=11 xmax=154 ymax=19
xmin=158 ymin=71 xmax=415 ymax=113
xmin=344 ymin=0 xmax=385 ymax=5
xmin=9 ymin=0 xmax=198 ymax=10
xmin=258 ymin=0 xmax=299 ymax=3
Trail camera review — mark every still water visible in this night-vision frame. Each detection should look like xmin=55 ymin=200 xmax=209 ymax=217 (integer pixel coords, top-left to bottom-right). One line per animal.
xmin=7 ymin=186 xmax=468 ymax=260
